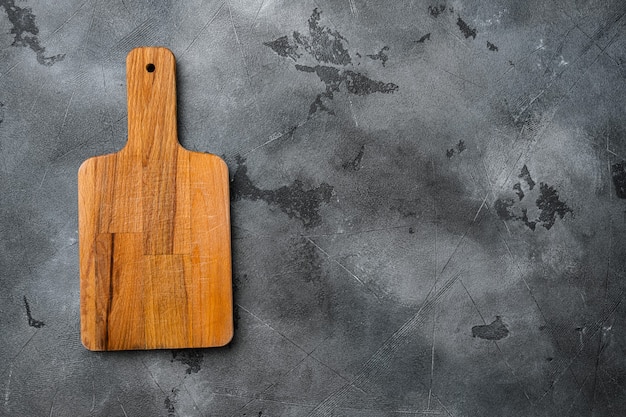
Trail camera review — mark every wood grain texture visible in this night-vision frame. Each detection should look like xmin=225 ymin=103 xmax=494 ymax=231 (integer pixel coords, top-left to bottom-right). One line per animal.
xmin=78 ymin=47 xmax=233 ymax=351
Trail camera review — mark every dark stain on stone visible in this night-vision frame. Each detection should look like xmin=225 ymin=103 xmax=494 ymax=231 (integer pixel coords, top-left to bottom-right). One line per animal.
xmin=535 ymin=183 xmax=572 ymax=230
xmin=366 ymin=46 xmax=389 ymax=67
xmin=428 ymin=5 xmax=447 ymax=18
xmin=494 ymin=197 xmax=536 ymax=230
xmin=233 ymin=302 xmax=241 ymax=331
xmin=309 ymin=93 xmax=335 ymax=116
xmin=446 ymin=140 xmax=466 ymax=159
xmin=263 ymin=35 xmax=300 ymax=61
xmin=456 ymin=17 xmax=477 ymax=39
xmin=472 ymin=316 xmax=509 ymax=340
xmin=0 ymin=0 xmax=65 ymax=66
xmin=23 ymin=295 xmax=45 ymax=328
xmin=519 ymin=165 xmax=536 ymax=190
xmin=342 ymin=144 xmax=365 ymax=171
xmin=519 ymin=208 xmax=536 ymax=231
xmin=416 ymin=33 xmax=431 ymax=43
xmin=343 ymin=69 xmax=398 ymax=96
xmin=495 ymin=166 xmax=570 ymax=230
xmin=409 ymin=227 xmax=415 ymax=234
xmin=265 ymin=9 xmax=398 ymax=117
xmin=390 ymin=199 xmax=419 ymax=218
xmin=487 ymin=41 xmax=499 ymax=51
xmin=513 ymin=182 xmax=524 ymax=200
xmin=171 ymin=349 xmax=203 ymax=374
xmin=0 ymin=101 xmax=4 ymax=124
xmin=295 ymin=64 xmax=398 ymax=116
xmin=292 ymin=8 xmax=351 ymax=66
xmin=232 ymin=156 xmax=334 ymax=228
xmin=291 ymin=237 xmax=323 ymax=283
xmin=611 ymin=162 xmax=626 ymax=198
xmin=164 ymin=388 xmax=178 ymax=417
xmin=494 ymin=197 xmax=515 ymax=221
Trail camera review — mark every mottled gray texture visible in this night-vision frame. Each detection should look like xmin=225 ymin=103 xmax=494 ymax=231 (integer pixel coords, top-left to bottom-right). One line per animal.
xmin=1 ymin=0 xmax=626 ymax=416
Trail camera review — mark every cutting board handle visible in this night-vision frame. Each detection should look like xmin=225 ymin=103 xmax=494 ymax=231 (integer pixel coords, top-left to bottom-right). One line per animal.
xmin=124 ymin=47 xmax=179 ymax=156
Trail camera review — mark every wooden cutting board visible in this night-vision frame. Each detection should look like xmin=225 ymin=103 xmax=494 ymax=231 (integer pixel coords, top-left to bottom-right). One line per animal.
xmin=78 ymin=47 xmax=233 ymax=351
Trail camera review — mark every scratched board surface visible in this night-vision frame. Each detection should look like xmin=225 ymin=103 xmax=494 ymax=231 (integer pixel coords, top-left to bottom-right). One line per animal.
xmin=1 ymin=0 xmax=626 ymax=416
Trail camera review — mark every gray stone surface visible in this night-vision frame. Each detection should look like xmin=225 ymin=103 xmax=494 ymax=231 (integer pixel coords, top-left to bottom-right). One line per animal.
xmin=1 ymin=0 xmax=626 ymax=416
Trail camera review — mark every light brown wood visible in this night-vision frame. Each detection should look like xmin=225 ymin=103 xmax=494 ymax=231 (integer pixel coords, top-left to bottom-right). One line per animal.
xmin=78 ymin=47 xmax=233 ymax=351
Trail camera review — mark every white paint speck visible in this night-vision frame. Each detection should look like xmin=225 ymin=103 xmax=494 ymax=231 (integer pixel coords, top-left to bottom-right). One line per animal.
xmin=3 ymin=365 xmax=13 ymax=407
xmin=537 ymin=39 xmax=545 ymax=50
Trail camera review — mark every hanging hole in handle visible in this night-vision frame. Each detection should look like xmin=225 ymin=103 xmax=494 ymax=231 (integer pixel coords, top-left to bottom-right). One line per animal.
xmin=146 ymin=63 xmax=155 ymax=72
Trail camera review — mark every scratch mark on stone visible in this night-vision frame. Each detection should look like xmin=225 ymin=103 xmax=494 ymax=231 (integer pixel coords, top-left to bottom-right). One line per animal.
xmin=57 ymin=89 xmax=76 ymax=143
xmin=90 ymin=380 xmax=95 ymax=412
xmin=48 ymin=387 xmax=59 ymax=417
xmin=304 ymin=236 xmax=370 ymax=290
xmin=440 ymin=67 xmax=485 ymax=88
xmin=227 ymin=0 xmax=260 ymax=116
xmin=23 ymin=295 xmax=45 ymax=328
xmin=539 ymin=294 xmax=623 ymax=401
xmin=348 ymin=0 xmax=359 ymax=19
xmin=45 ymin=0 xmax=90 ymax=41
xmin=117 ymin=397 xmax=129 ymax=417
xmin=0 ymin=0 xmax=65 ymax=65
xmin=140 ymin=358 xmax=168 ymax=396
xmin=243 ymin=122 xmax=304 ymax=156
xmin=306 ymin=271 xmax=462 ymax=416
xmin=181 ymin=2 xmax=226 ymax=57
xmin=3 ymin=364 xmax=12 ymax=407
xmin=250 ymin=0 xmax=267 ymax=28
xmin=439 ymin=195 xmax=487 ymax=274
xmin=236 ymin=304 xmax=303 ymax=350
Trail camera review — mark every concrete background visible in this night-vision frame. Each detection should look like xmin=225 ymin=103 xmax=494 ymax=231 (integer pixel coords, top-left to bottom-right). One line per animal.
xmin=1 ymin=0 xmax=626 ymax=416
